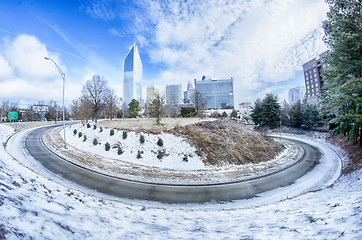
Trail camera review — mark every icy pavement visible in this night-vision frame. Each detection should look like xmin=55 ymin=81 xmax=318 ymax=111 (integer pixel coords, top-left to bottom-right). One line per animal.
xmin=0 ymin=124 xmax=361 ymax=239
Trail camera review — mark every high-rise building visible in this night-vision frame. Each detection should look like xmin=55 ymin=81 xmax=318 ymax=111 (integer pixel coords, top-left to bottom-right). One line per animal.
xmin=166 ymin=84 xmax=182 ymax=106
xmin=302 ymin=52 xmax=327 ymax=105
xmin=194 ymin=77 xmax=234 ymax=110
xmin=183 ymin=80 xmax=195 ymax=104
xmin=123 ymin=43 xmax=142 ymax=108
xmin=146 ymin=85 xmax=159 ymax=104
xmin=288 ymin=86 xmax=305 ymax=106
xmin=239 ymin=102 xmax=252 ymax=115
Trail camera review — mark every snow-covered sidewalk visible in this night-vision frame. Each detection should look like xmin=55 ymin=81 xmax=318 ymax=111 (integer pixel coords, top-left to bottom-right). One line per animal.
xmin=0 ymin=124 xmax=361 ymax=239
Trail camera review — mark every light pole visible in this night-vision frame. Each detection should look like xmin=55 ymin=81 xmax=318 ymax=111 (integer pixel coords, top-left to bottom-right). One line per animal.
xmin=44 ymin=57 xmax=67 ymax=149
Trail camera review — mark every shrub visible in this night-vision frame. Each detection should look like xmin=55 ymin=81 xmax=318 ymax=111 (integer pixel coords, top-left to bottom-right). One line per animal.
xmin=83 ymin=135 xmax=87 ymax=142
xmin=105 ymin=142 xmax=110 ymax=151
xmin=99 ymin=127 xmax=103 ymax=132
xmin=157 ymin=150 xmax=164 ymax=159
xmin=78 ymin=132 xmax=82 ymax=138
xmin=93 ymin=125 xmax=97 ymax=130
xmin=110 ymin=129 xmax=115 ymax=136
xmin=73 ymin=129 xmax=77 ymax=135
xmin=137 ymin=150 xmax=142 ymax=159
xmin=183 ymin=155 xmax=188 ymax=162
xmin=122 ymin=131 xmax=127 ymax=139
xmin=117 ymin=147 xmax=123 ymax=155
xmin=157 ymin=138 xmax=163 ymax=147
xmin=140 ymin=135 xmax=145 ymax=144
xmin=87 ymin=123 xmax=91 ymax=128
xmin=93 ymin=138 xmax=98 ymax=146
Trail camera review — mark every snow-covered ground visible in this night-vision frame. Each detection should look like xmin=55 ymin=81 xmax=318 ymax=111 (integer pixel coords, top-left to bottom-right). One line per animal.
xmin=44 ymin=123 xmax=302 ymax=184
xmin=1 ymin=124 xmax=361 ymax=239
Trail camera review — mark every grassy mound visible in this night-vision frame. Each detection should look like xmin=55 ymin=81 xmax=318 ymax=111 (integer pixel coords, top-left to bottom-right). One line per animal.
xmin=171 ymin=120 xmax=285 ymax=166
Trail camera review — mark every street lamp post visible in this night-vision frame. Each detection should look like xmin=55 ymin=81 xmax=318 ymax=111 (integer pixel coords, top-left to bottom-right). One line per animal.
xmin=44 ymin=57 xmax=67 ymax=149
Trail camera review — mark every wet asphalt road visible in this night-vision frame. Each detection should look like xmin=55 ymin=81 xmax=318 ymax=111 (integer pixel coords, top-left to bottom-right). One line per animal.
xmin=24 ymin=125 xmax=321 ymax=203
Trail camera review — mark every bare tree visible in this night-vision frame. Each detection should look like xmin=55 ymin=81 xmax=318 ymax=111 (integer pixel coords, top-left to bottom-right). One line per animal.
xmin=190 ymin=91 xmax=207 ymax=117
xmin=48 ymin=100 xmax=60 ymax=123
xmin=103 ymin=88 xmax=119 ymax=120
xmin=148 ymin=94 xmax=165 ymax=124
xmin=71 ymin=96 xmax=92 ymax=124
xmin=82 ymin=75 xmax=109 ymax=123
xmin=1 ymin=100 xmax=19 ymax=122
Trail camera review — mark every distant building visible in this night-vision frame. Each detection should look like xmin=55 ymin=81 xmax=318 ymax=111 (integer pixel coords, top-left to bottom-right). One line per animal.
xmin=239 ymin=102 xmax=252 ymax=115
xmin=166 ymin=84 xmax=182 ymax=106
xmin=31 ymin=104 xmax=49 ymax=120
xmin=302 ymin=52 xmax=327 ymax=105
xmin=183 ymin=80 xmax=195 ymax=104
xmin=146 ymin=85 xmax=159 ymax=104
xmin=194 ymin=77 xmax=234 ymax=110
xmin=288 ymin=86 xmax=305 ymax=106
xmin=123 ymin=43 xmax=142 ymax=108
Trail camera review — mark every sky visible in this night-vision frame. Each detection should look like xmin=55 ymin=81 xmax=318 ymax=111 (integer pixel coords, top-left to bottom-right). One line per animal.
xmin=0 ymin=0 xmax=329 ymax=108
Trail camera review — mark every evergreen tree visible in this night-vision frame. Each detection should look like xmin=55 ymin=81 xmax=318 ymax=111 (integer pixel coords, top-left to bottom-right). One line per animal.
xmin=322 ymin=0 xmax=362 ymax=145
xmin=251 ymin=94 xmax=281 ymax=129
xmin=251 ymin=98 xmax=263 ymax=126
xmin=230 ymin=109 xmax=238 ymax=119
xmin=128 ymin=99 xmax=140 ymax=118
xmin=302 ymin=103 xmax=320 ymax=130
xmin=289 ymin=101 xmax=303 ymax=128
xmin=261 ymin=93 xmax=281 ymax=129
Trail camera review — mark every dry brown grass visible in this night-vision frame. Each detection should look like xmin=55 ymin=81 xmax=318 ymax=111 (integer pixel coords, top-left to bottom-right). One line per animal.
xmin=170 ymin=120 xmax=285 ymax=166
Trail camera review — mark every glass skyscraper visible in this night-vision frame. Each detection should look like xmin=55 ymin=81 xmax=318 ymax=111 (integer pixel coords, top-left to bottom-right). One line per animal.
xmin=194 ymin=77 xmax=234 ymax=109
xmin=123 ymin=43 xmax=142 ymax=108
xmin=166 ymin=84 xmax=182 ymax=106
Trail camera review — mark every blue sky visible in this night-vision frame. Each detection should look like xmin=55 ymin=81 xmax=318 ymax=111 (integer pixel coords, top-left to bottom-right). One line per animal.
xmin=0 ymin=0 xmax=329 ymax=108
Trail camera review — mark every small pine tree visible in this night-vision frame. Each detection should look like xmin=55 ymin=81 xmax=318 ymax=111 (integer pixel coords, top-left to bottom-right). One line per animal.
xmin=78 ymin=132 xmax=82 ymax=138
xmin=137 ymin=150 xmax=142 ymax=159
xmin=105 ymin=142 xmax=110 ymax=151
xmin=93 ymin=138 xmax=98 ymax=146
xmin=157 ymin=138 xmax=163 ymax=147
xmin=83 ymin=135 xmax=87 ymax=142
xmin=99 ymin=127 xmax=103 ymax=132
xmin=117 ymin=147 xmax=123 ymax=155
xmin=183 ymin=155 xmax=188 ymax=162
xmin=122 ymin=131 xmax=127 ymax=139
xmin=157 ymin=150 xmax=164 ymax=159
xmin=93 ymin=125 xmax=97 ymax=130
xmin=140 ymin=135 xmax=145 ymax=144
xmin=110 ymin=129 xmax=115 ymax=136
xmin=73 ymin=129 xmax=77 ymax=135
xmin=87 ymin=123 xmax=91 ymax=128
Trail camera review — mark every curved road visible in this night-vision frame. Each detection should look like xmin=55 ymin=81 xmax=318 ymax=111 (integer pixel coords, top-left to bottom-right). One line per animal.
xmin=17 ymin=125 xmax=327 ymax=203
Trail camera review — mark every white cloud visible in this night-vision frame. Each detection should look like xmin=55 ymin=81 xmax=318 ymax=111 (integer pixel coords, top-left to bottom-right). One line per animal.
xmin=4 ymin=34 xmax=62 ymax=81
xmin=0 ymin=34 xmax=83 ymax=106
xmin=0 ymin=54 xmax=13 ymax=81
xmin=138 ymin=0 xmax=329 ymax=104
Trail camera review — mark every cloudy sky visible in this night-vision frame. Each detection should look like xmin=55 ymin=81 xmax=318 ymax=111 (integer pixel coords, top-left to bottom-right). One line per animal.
xmin=0 ymin=0 xmax=329 ymax=108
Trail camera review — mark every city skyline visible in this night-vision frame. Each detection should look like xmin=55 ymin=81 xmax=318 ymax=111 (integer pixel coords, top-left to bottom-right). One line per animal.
xmin=0 ymin=0 xmax=329 ymax=107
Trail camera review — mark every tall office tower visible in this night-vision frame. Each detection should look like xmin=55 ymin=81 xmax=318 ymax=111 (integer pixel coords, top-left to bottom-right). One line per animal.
xmin=146 ymin=85 xmax=159 ymax=104
xmin=123 ymin=43 xmax=142 ymax=108
xmin=194 ymin=77 xmax=234 ymax=110
xmin=302 ymin=52 xmax=327 ymax=105
xmin=288 ymin=86 xmax=305 ymax=106
xmin=183 ymin=80 xmax=195 ymax=104
xmin=166 ymin=84 xmax=182 ymax=106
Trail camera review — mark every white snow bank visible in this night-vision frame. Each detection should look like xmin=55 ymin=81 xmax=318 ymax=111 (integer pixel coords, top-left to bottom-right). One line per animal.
xmin=1 ymin=124 xmax=361 ymax=239
xmin=64 ymin=123 xmax=205 ymax=170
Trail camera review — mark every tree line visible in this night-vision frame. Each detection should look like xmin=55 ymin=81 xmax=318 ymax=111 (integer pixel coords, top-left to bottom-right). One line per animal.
xmin=251 ymin=0 xmax=361 ymax=146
